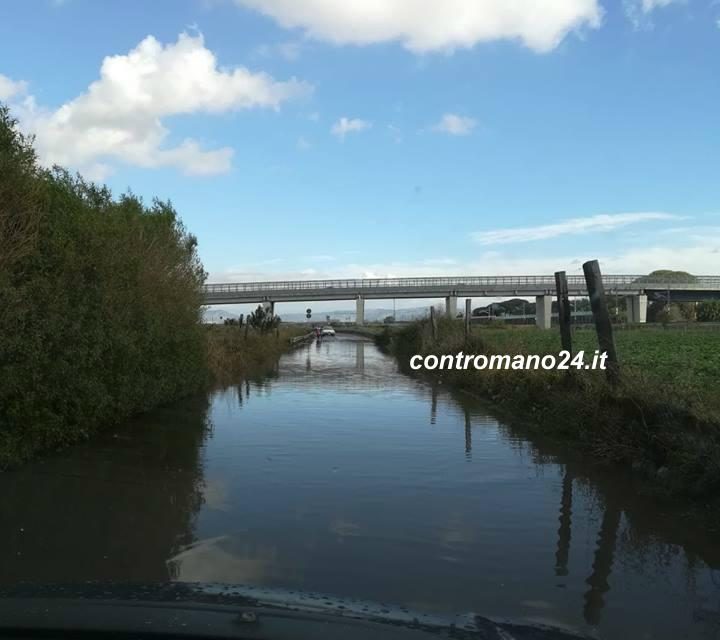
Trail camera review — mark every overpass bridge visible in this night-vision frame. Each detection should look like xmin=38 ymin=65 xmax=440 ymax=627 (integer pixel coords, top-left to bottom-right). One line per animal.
xmin=203 ymin=275 xmax=720 ymax=328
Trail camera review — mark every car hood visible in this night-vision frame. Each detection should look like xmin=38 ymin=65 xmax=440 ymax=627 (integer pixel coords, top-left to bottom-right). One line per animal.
xmin=0 ymin=582 xmax=592 ymax=640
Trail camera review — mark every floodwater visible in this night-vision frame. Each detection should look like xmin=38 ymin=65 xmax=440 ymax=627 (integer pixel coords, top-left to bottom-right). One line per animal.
xmin=1 ymin=335 xmax=719 ymax=638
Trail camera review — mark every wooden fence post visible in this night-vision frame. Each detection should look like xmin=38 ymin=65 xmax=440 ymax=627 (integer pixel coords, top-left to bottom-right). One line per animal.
xmin=582 ymin=260 xmax=619 ymax=383
xmin=430 ymin=306 xmax=438 ymax=342
xmin=554 ymin=270 xmax=572 ymax=354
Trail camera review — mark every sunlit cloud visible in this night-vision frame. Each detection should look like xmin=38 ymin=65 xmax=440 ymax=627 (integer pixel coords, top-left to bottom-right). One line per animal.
xmin=472 ymin=212 xmax=683 ymax=245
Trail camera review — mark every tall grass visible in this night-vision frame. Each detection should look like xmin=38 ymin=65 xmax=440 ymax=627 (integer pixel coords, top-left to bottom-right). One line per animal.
xmin=205 ymin=325 xmax=309 ymax=387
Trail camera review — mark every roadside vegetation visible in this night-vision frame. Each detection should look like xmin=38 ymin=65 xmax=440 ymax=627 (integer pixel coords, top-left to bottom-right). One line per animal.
xmin=206 ymin=319 xmax=310 ymax=386
xmin=0 ymin=104 xmax=209 ymax=466
xmin=387 ymin=319 xmax=720 ymax=498
xmin=0 ymin=105 xmax=311 ymax=467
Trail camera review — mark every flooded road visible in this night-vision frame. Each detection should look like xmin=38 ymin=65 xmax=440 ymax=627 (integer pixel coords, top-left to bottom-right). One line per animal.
xmin=2 ymin=335 xmax=719 ymax=638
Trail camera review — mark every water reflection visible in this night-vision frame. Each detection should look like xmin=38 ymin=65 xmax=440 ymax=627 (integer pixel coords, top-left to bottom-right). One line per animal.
xmin=554 ymin=469 xmax=573 ymax=578
xmin=0 ymin=396 xmax=211 ymax=583
xmin=167 ymin=536 xmax=283 ymax=584
xmin=355 ymin=340 xmax=365 ymax=371
xmin=1 ymin=337 xmax=719 ymax=639
xmin=430 ymin=383 xmax=438 ymax=425
xmin=463 ymin=405 xmax=472 ymax=457
xmin=583 ymin=500 xmax=621 ymax=625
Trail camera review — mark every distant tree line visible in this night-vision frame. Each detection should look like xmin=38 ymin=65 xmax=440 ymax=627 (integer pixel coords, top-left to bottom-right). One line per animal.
xmin=0 ymin=104 xmax=207 ymax=466
xmin=472 ymin=298 xmax=593 ymax=317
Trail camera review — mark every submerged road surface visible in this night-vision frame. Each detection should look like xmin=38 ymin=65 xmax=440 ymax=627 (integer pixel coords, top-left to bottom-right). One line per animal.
xmin=2 ymin=335 xmax=719 ymax=638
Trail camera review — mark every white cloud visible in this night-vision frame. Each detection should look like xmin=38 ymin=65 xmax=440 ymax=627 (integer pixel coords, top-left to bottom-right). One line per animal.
xmin=211 ymin=236 xmax=720 ymax=291
xmin=234 ymin=0 xmax=603 ymax=53
xmin=641 ymin=0 xmax=681 ymax=10
xmin=276 ymin=41 xmax=303 ymax=60
xmin=432 ymin=113 xmax=476 ymax=136
xmin=331 ymin=116 xmax=371 ymax=139
xmin=624 ymin=0 xmax=683 ymax=27
xmin=472 ymin=212 xmax=682 ymax=245
xmin=6 ymin=32 xmax=311 ymax=178
xmin=0 ymin=74 xmax=27 ymax=101
xmin=254 ymin=40 xmax=304 ymax=61
xmin=387 ymin=124 xmax=402 ymax=143
xmin=296 ymin=135 xmax=311 ymax=150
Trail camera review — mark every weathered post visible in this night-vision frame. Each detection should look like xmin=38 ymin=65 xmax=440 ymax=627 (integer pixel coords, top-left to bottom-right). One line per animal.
xmin=554 ymin=270 xmax=572 ymax=354
xmin=582 ymin=260 xmax=619 ymax=383
xmin=430 ymin=306 xmax=438 ymax=342
xmin=464 ymin=298 xmax=472 ymax=342
xmin=238 ymin=313 xmax=244 ymax=327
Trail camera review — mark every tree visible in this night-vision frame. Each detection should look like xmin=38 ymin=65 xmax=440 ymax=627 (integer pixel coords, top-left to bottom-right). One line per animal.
xmin=697 ymin=301 xmax=720 ymax=322
xmin=248 ymin=305 xmax=280 ymax=333
xmin=0 ymin=103 xmax=207 ymax=466
xmin=0 ymin=105 xmax=44 ymax=274
xmin=651 ymin=303 xmax=684 ymax=325
xmin=634 ymin=269 xmax=697 ymax=284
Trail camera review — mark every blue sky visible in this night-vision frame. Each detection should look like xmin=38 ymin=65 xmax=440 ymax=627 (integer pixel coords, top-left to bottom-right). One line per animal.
xmin=1 ymin=0 xmax=718 ymax=312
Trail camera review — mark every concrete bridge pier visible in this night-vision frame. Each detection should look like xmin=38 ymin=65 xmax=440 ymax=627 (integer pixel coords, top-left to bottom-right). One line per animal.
xmin=262 ymin=301 xmax=275 ymax=316
xmin=626 ymin=294 xmax=647 ymax=324
xmin=536 ymin=295 xmax=552 ymax=329
xmin=445 ymin=295 xmax=458 ymax=318
xmin=356 ymin=296 xmax=365 ymax=326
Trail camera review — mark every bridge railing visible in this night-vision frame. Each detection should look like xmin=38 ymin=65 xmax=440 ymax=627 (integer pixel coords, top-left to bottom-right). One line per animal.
xmin=203 ymin=275 xmax=720 ymax=295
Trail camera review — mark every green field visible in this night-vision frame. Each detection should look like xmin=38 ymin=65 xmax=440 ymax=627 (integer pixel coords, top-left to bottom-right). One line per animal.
xmin=470 ymin=325 xmax=720 ymax=395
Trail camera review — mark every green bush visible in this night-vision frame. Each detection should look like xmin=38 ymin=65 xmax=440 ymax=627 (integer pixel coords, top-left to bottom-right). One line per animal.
xmin=0 ymin=104 xmax=207 ymax=466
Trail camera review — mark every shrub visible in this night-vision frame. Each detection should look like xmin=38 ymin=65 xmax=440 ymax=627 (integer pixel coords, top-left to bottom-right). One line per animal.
xmin=0 ymin=103 xmax=207 ymax=466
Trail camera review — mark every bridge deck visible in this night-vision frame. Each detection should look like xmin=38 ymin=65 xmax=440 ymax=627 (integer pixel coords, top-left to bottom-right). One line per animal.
xmin=203 ymin=275 xmax=720 ymax=305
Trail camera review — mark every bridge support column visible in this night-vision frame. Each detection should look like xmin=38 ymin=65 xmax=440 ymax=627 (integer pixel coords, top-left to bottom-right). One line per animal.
xmin=535 ymin=295 xmax=552 ymax=330
xmin=445 ymin=295 xmax=457 ymax=318
xmin=626 ymin=294 xmax=647 ymax=324
xmin=262 ymin=301 xmax=275 ymax=316
xmin=355 ymin=296 xmax=365 ymax=326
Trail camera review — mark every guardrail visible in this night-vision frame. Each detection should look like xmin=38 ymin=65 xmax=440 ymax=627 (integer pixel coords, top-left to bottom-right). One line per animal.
xmin=289 ymin=332 xmax=316 ymax=346
xmin=204 ymin=275 xmax=720 ymax=295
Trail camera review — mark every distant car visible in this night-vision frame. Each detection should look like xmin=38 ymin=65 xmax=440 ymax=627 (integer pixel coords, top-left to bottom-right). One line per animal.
xmin=321 ymin=326 xmax=336 ymax=336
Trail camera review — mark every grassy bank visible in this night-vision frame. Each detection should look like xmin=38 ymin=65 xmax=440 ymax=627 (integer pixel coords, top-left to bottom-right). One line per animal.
xmin=386 ymin=320 xmax=720 ymax=498
xmin=205 ymin=324 xmax=310 ymax=387
xmin=335 ymin=325 xmax=387 ymax=339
